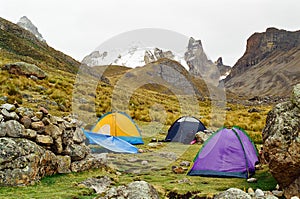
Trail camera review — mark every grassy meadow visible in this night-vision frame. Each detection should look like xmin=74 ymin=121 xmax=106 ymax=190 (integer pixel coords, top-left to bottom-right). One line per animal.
xmin=0 ymin=64 xmax=276 ymax=198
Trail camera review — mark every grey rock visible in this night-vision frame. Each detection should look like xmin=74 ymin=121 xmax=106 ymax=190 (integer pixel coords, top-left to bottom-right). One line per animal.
xmin=16 ymin=107 xmax=34 ymax=118
xmin=291 ymin=197 xmax=300 ymax=199
xmin=214 ymin=188 xmax=251 ymax=199
xmin=3 ymin=62 xmax=47 ymax=79
xmin=78 ymin=176 xmax=111 ymax=194
xmin=0 ymin=103 xmax=16 ymax=111
xmin=0 ymin=96 xmax=8 ymax=102
xmin=23 ymin=129 xmax=37 ymax=139
xmin=0 ymin=137 xmax=57 ymax=186
xmin=1 ymin=109 xmax=19 ymax=120
xmin=73 ymin=128 xmax=85 ymax=143
xmin=36 ymin=134 xmax=53 ymax=145
xmin=31 ymin=121 xmax=45 ymax=132
xmin=272 ymin=190 xmax=283 ymax=197
xmin=71 ymin=154 xmax=107 ymax=172
xmin=1 ymin=120 xmax=25 ymax=138
xmin=64 ymin=143 xmax=90 ymax=161
xmin=180 ymin=161 xmax=190 ymax=167
xmin=53 ymin=136 xmax=63 ymax=154
xmin=31 ymin=116 xmax=40 ymax=122
xmin=255 ymin=189 xmax=264 ymax=198
xmin=20 ymin=116 xmax=32 ymax=129
xmin=141 ymin=160 xmax=148 ymax=165
xmin=45 ymin=123 xmax=62 ymax=138
xmin=262 ymin=84 xmax=300 ymax=199
xmin=0 ymin=114 xmax=3 ymax=123
xmin=56 ymin=155 xmax=71 ymax=173
xmin=35 ymin=111 xmax=43 ymax=120
xmin=126 ymin=181 xmax=159 ymax=199
xmin=291 ymin=83 xmax=300 ymax=108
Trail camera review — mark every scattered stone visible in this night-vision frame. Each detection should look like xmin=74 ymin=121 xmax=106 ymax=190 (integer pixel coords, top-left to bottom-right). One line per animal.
xmin=215 ymin=188 xmax=251 ymax=199
xmin=194 ymin=131 xmax=211 ymax=144
xmin=291 ymin=196 xmax=300 ymax=199
xmin=248 ymin=187 xmax=255 ymax=197
xmin=138 ymin=149 xmax=144 ymax=153
xmin=180 ymin=161 xmax=190 ymax=167
xmin=178 ymin=178 xmax=192 ymax=185
xmin=141 ymin=160 xmax=148 ymax=165
xmin=127 ymin=157 xmax=138 ymax=162
xmin=147 ymin=142 xmax=162 ymax=148
xmin=39 ymin=107 xmax=49 ymax=115
xmin=255 ymin=189 xmax=265 ymax=198
xmin=126 ymin=181 xmax=159 ymax=199
xmin=0 ymin=103 xmax=16 ymax=111
xmin=272 ymin=190 xmax=283 ymax=197
xmin=31 ymin=116 xmax=40 ymax=122
xmin=24 ymin=129 xmax=37 ymax=139
xmin=71 ymin=154 xmax=107 ymax=173
xmin=172 ymin=166 xmax=186 ymax=174
xmin=247 ymin=177 xmax=257 ymax=183
xmin=78 ymin=176 xmax=112 ymax=194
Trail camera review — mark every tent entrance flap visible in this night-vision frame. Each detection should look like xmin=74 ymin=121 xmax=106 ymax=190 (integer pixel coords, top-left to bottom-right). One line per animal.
xmin=84 ymin=131 xmax=138 ymax=154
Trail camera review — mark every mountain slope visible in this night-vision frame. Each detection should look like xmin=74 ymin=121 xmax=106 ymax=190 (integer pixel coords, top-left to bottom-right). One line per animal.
xmin=225 ymin=28 xmax=300 ymax=97
xmin=0 ymin=17 xmax=80 ymax=73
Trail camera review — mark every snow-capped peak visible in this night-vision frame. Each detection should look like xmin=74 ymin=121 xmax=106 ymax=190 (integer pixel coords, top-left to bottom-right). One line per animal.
xmin=17 ymin=16 xmax=46 ymax=42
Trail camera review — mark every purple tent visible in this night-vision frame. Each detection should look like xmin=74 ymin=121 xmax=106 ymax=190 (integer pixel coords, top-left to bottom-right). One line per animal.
xmin=188 ymin=126 xmax=259 ymax=178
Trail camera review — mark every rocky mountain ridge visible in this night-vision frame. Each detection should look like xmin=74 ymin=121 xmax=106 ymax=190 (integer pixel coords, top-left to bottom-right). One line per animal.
xmin=0 ymin=17 xmax=80 ymax=73
xmin=17 ymin=16 xmax=45 ymax=42
xmin=82 ymin=37 xmax=232 ymax=82
xmin=225 ymin=27 xmax=300 ymax=97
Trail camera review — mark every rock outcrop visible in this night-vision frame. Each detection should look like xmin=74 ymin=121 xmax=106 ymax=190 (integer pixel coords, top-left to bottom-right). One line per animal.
xmin=17 ymin=16 xmax=45 ymax=42
xmin=226 ymin=28 xmax=300 ymax=80
xmin=144 ymin=48 xmax=175 ymax=65
xmin=215 ymin=57 xmax=231 ymax=80
xmin=102 ymin=180 xmax=159 ymax=199
xmin=225 ymin=28 xmax=300 ymax=97
xmin=3 ymin=62 xmax=47 ymax=79
xmin=184 ymin=37 xmax=222 ymax=84
xmin=0 ymin=104 xmax=107 ymax=186
xmin=262 ymin=84 xmax=300 ymax=198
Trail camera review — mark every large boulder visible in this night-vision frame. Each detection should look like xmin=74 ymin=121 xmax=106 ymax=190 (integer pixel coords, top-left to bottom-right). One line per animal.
xmin=262 ymin=84 xmax=300 ymax=198
xmin=0 ymin=138 xmax=57 ymax=186
xmin=103 ymin=181 xmax=159 ymax=199
xmin=3 ymin=62 xmax=47 ymax=79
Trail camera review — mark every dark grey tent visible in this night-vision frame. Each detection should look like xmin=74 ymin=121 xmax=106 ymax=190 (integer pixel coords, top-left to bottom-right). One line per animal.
xmin=165 ymin=116 xmax=206 ymax=144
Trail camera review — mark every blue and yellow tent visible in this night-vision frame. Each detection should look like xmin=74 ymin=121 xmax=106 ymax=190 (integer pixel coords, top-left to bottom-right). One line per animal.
xmin=84 ymin=111 xmax=143 ymax=153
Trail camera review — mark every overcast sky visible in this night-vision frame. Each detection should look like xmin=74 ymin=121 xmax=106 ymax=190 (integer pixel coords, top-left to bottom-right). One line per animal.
xmin=1 ymin=0 xmax=300 ymax=66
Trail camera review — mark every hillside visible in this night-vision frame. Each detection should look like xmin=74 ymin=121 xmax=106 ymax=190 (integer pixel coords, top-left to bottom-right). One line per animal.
xmin=225 ymin=28 xmax=300 ymax=97
xmin=0 ymin=17 xmax=80 ymax=73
